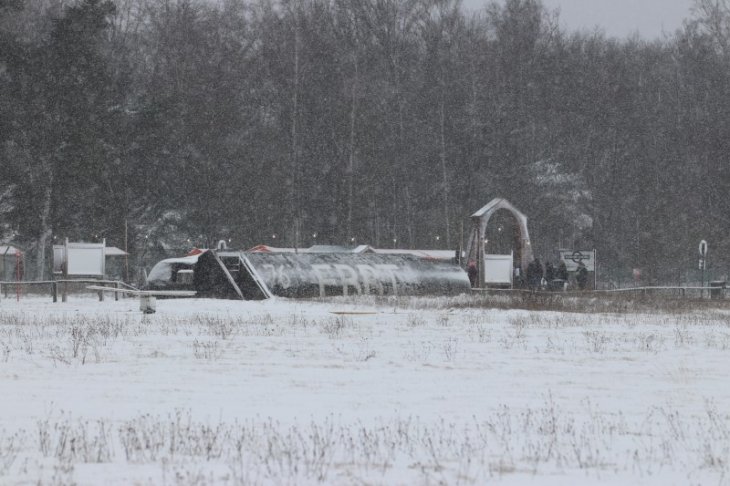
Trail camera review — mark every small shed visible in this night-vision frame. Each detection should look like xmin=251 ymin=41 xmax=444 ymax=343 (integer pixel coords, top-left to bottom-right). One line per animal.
xmin=105 ymin=246 xmax=129 ymax=281
xmin=0 ymin=245 xmax=23 ymax=281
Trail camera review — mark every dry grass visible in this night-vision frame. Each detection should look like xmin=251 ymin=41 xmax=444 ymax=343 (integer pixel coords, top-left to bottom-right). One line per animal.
xmin=321 ymin=291 xmax=730 ymax=315
xmin=11 ymin=400 xmax=728 ymax=485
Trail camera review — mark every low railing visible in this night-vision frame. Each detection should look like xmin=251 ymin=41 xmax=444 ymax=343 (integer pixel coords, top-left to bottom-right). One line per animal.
xmin=0 ymin=279 xmax=138 ymax=303
xmin=473 ymin=285 xmax=726 ymax=300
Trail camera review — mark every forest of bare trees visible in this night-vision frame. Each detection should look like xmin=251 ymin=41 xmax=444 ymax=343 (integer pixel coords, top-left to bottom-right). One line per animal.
xmin=1 ymin=0 xmax=730 ymax=284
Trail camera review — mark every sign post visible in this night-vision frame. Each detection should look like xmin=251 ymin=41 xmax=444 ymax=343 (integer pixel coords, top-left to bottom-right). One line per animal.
xmin=15 ymin=249 xmax=21 ymax=302
xmin=558 ymin=249 xmax=597 ymax=290
xmin=558 ymin=249 xmax=596 ymax=271
xmin=699 ymin=240 xmax=708 ymax=298
xmin=55 ymin=239 xmax=107 ymax=302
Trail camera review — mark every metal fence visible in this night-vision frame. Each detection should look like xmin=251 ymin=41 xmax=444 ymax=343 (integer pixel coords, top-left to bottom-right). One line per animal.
xmin=0 ymin=279 xmax=137 ymax=303
xmin=475 ymin=284 xmax=728 ymax=300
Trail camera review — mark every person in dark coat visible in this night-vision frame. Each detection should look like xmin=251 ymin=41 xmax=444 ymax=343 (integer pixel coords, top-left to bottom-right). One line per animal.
xmin=525 ymin=260 xmax=535 ymax=290
xmin=467 ymin=260 xmax=478 ymax=288
xmin=527 ymin=258 xmax=543 ymax=290
xmin=555 ymin=260 xmax=569 ymax=290
xmin=535 ymin=258 xmax=544 ymax=289
xmin=576 ymin=261 xmax=589 ymax=290
xmin=557 ymin=260 xmax=569 ymax=281
xmin=513 ymin=266 xmax=524 ymax=288
xmin=545 ymin=261 xmax=555 ymax=284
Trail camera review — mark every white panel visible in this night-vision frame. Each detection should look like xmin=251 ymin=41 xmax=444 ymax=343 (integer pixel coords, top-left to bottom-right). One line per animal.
xmin=66 ymin=244 xmax=105 ymax=276
xmin=484 ymin=254 xmax=513 ymax=285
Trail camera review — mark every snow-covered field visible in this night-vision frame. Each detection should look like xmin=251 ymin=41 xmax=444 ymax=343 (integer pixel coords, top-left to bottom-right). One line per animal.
xmin=0 ymin=293 xmax=729 ymax=485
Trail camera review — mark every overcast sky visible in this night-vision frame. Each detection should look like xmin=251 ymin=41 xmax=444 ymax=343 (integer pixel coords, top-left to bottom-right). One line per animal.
xmin=462 ymin=0 xmax=696 ymax=39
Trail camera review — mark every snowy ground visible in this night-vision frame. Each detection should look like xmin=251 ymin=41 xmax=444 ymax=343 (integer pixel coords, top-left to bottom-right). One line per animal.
xmin=0 ymin=293 xmax=729 ymax=485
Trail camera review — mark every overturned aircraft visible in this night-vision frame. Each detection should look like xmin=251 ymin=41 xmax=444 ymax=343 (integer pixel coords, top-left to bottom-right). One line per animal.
xmin=146 ymin=248 xmax=470 ymax=300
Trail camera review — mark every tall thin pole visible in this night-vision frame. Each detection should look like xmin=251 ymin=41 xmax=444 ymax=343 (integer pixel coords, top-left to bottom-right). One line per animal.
xmin=15 ymin=250 xmax=21 ymax=302
xmin=459 ymin=220 xmax=464 ymax=266
xmin=294 ymin=219 xmax=299 ymax=254
xmin=290 ymin=5 xmax=301 ymax=249
xmin=124 ymin=218 xmax=129 ymax=283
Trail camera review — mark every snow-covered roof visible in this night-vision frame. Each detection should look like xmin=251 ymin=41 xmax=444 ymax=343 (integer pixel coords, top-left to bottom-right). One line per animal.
xmin=105 ymin=246 xmax=128 ymax=256
xmin=247 ymin=244 xmax=297 ymax=253
xmin=305 ymin=245 xmax=374 ymax=254
xmin=471 ymin=198 xmax=526 ymax=220
xmin=246 ymin=244 xmax=375 ymax=254
xmin=246 ymin=244 xmax=452 ymax=260
xmin=0 ymin=245 xmax=21 ymax=255
xmin=372 ymin=249 xmax=455 ymax=261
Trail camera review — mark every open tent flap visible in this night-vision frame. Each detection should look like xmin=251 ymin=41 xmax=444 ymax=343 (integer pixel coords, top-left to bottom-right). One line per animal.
xmin=194 ymin=251 xmax=272 ymax=300
xmin=219 ymin=254 xmax=272 ymax=300
xmin=193 ymin=251 xmax=243 ymax=299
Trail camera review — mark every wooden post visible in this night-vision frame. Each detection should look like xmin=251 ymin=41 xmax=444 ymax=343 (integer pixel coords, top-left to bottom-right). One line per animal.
xmin=477 ymin=223 xmax=485 ymax=289
xmin=53 ymin=281 xmax=58 ymax=303
xmin=62 ymin=281 xmax=67 ymax=302
xmin=15 ymin=250 xmax=20 ymax=302
xmin=114 ymin=281 xmax=119 ymax=301
xmin=124 ymin=219 xmax=129 ymax=283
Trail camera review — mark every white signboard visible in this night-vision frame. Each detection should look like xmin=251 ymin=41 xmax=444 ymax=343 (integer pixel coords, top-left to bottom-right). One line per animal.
xmin=483 ymin=253 xmax=513 ymax=286
xmin=64 ymin=240 xmax=106 ymax=277
xmin=558 ymin=249 xmax=595 ymax=272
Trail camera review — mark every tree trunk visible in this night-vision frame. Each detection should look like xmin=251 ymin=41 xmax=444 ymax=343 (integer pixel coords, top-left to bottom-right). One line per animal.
xmin=346 ymin=57 xmax=358 ymax=242
xmin=404 ymin=185 xmax=414 ymax=248
xmin=36 ymin=160 xmax=54 ymax=280
xmin=289 ymin=7 xmax=300 ymax=246
xmin=439 ymin=94 xmax=451 ymax=248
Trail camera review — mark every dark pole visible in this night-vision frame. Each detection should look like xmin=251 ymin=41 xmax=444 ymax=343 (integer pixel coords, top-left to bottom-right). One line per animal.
xmin=124 ymin=218 xmax=129 ymax=283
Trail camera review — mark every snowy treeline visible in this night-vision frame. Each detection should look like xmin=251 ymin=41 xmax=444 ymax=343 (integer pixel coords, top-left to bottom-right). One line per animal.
xmin=0 ymin=0 xmax=729 ymax=282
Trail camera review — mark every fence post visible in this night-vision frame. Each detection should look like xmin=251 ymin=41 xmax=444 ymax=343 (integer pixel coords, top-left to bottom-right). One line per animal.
xmin=62 ymin=281 xmax=67 ymax=302
xmin=114 ymin=281 xmax=119 ymax=301
xmin=53 ymin=282 xmax=58 ymax=303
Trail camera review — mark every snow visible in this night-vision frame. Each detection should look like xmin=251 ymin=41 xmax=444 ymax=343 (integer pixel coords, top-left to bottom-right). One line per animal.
xmin=0 ymin=294 xmax=728 ymax=484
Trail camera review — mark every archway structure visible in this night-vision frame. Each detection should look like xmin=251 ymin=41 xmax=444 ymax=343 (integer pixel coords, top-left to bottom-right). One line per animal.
xmin=465 ymin=198 xmax=533 ymax=288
